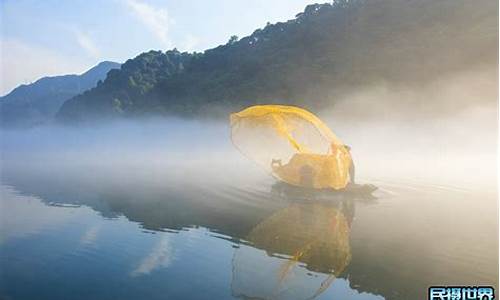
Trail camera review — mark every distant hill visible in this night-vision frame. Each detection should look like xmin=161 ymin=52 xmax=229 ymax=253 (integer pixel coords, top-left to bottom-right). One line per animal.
xmin=57 ymin=0 xmax=497 ymax=123
xmin=1 ymin=61 xmax=120 ymax=128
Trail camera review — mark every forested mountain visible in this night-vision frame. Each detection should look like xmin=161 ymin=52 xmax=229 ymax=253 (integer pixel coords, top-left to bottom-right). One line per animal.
xmin=0 ymin=61 xmax=120 ymax=127
xmin=57 ymin=0 xmax=497 ymax=122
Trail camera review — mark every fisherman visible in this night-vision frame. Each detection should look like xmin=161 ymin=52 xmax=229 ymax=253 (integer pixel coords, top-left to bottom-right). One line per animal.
xmin=344 ymin=145 xmax=355 ymax=185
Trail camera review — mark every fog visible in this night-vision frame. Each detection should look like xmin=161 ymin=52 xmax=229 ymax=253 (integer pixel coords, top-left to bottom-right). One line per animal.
xmin=0 ymin=114 xmax=496 ymax=195
xmin=1 ymin=65 xmax=497 ymax=193
xmin=323 ymin=66 xmax=498 ymax=190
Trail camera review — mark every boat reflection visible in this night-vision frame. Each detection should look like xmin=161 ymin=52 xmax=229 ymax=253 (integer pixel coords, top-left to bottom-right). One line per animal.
xmin=232 ymin=183 xmax=360 ymax=300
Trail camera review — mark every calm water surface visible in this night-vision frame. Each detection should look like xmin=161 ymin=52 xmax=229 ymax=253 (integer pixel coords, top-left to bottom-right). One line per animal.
xmin=0 ymin=123 xmax=497 ymax=300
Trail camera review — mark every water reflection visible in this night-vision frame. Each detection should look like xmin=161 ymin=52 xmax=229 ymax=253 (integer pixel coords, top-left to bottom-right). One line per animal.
xmin=0 ymin=161 xmax=368 ymax=246
xmin=131 ymin=235 xmax=174 ymax=277
xmin=0 ymin=159 xmax=496 ymax=300
xmin=232 ymin=186 xmax=357 ymax=300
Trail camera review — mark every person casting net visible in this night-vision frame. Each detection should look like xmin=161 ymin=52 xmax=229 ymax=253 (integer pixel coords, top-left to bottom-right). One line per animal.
xmin=230 ymin=105 xmax=353 ymax=190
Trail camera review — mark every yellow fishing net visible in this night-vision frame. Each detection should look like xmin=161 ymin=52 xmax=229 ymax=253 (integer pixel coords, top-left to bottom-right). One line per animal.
xmin=230 ymin=105 xmax=352 ymax=189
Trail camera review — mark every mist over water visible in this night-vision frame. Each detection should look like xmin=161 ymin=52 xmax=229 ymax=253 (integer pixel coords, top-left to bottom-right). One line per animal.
xmin=325 ymin=66 xmax=498 ymax=190
xmin=2 ymin=115 xmax=495 ymax=193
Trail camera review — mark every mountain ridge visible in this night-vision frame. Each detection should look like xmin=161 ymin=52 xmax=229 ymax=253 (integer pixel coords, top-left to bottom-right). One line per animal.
xmin=1 ymin=61 xmax=121 ymax=128
xmin=50 ymin=0 xmax=500 ymax=122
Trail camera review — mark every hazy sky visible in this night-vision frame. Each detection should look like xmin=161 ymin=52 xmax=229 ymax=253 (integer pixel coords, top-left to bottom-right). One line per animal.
xmin=0 ymin=0 xmax=319 ymax=96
